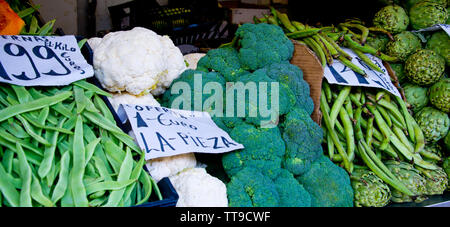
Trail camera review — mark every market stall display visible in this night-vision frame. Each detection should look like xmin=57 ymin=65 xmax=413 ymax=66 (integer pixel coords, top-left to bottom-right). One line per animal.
xmin=0 ymin=0 xmax=449 ymax=208
xmin=253 ymin=2 xmax=450 ymax=207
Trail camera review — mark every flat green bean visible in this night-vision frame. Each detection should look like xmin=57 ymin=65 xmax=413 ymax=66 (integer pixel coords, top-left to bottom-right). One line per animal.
xmin=93 ymin=95 xmax=115 ymax=124
xmin=339 ymin=108 xmax=355 ymax=162
xmin=85 ymin=138 xmax=101 ymax=167
xmin=15 ymin=143 xmax=33 ymax=207
xmin=74 ymin=86 xmax=88 ymax=114
xmin=104 ymin=149 xmax=133 ymax=207
xmin=73 ymin=80 xmax=112 ymax=98
xmin=0 ymin=137 xmax=42 ymax=165
xmin=0 ymin=164 xmax=20 ymax=207
xmin=320 ymin=94 xmax=351 ymax=172
xmin=122 ymin=151 xmax=145 ymax=205
xmin=135 ymin=171 xmax=154 ymax=205
xmin=86 ymin=179 xmax=136 ymax=195
xmin=2 ymin=149 xmax=14 ymax=174
xmin=0 ymin=91 xmax=72 ymax=122
xmin=70 ymin=115 xmax=89 ymax=207
xmin=38 ymin=118 xmax=65 ymax=178
xmin=31 ymin=172 xmax=54 ymax=207
xmin=329 ymin=86 xmax=352 ymax=128
xmin=51 ymin=151 xmax=71 ymax=204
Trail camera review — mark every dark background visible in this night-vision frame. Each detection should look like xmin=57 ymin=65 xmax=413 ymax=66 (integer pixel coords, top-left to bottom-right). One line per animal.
xmin=288 ymin=0 xmax=387 ymax=25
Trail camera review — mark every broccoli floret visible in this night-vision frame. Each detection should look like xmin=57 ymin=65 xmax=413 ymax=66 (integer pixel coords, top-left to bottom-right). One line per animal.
xmin=274 ymin=169 xmax=312 ymax=207
xmin=162 ymin=69 xmax=225 ymax=113
xmin=296 ymin=155 xmax=354 ymax=207
xmin=281 ymin=107 xmax=324 ymax=176
xmin=222 ymin=122 xmax=285 ymax=180
xmin=262 ymin=61 xmax=315 ymax=115
xmin=226 ymin=167 xmax=280 ymax=207
xmin=229 ymin=69 xmax=296 ymax=128
xmin=196 ymin=47 xmax=248 ymax=82
xmin=235 ymin=23 xmax=295 ymax=71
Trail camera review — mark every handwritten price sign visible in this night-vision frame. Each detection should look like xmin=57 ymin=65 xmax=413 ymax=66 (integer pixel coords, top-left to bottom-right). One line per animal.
xmin=0 ymin=35 xmax=93 ymax=86
xmin=118 ymin=105 xmax=244 ymax=160
xmin=324 ymin=47 xmax=401 ymax=98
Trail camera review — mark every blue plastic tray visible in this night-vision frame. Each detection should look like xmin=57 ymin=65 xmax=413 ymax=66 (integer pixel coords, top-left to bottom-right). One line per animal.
xmin=78 ymin=36 xmax=179 ymax=207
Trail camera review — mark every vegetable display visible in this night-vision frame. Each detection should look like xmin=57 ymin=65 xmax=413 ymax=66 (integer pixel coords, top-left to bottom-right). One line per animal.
xmin=162 ymin=23 xmax=354 ymax=207
xmin=0 ymin=82 xmax=161 ymax=207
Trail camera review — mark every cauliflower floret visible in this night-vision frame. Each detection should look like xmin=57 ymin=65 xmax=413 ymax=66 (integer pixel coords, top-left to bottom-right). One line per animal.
xmin=93 ymin=27 xmax=186 ymax=96
xmin=169 ymin=168 xmax=228 ymax=207
xmin=184 ymin=53 xmax=206 ymax=70
xmin=146 ymin=153 xmax=197 ymax=182
xmin=108 ymin=92 xmax=161 ymax=112
xmin=150 ymin=36 xmax=187 ymax=96
xmin=87 ymin=37 xmax=102 ymax=51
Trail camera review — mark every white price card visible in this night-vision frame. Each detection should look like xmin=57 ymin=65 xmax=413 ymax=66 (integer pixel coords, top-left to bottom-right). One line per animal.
xmin=118 ymin=104 xmax=245 ymax=160
xmin=413 ymin=24 xmax=450 ymax=37
xmin=0 ymin=35 xmax=94 ymax=86
xmin=323 ymin=47 xmax=401 ymax=98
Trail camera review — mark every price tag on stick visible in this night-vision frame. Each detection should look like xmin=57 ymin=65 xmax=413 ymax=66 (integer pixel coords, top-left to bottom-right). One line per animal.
xmin=0 ymin=35 xmax=94 ymax=86
xmin=118 ymin=104 xmax=244 ymax=160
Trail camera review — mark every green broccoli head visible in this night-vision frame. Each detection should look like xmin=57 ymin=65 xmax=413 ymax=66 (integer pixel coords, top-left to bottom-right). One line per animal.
xmin=274 ymin=169 xmax=312 ymax=207
xmin=222 ymin=122 xmax=285 ymax=180
xmin=281 ymin=107 xmax=324 ymax=176
xmin=229 ymin=69 xmax=296 ymax=128
xmin=162 ymin=69 xmax=226 ymax=114
xmin=235 ymin=23 xmax=295 ymax=71
xmin=262 ymin=61 xmax=315 ymax=115
xmin=226 ymin=167 xmax=280 ymax=207
xmin=196 ymin=47 xmax=248 ymax=82
xmin=296 ymin=155 xmax=354 ymax=207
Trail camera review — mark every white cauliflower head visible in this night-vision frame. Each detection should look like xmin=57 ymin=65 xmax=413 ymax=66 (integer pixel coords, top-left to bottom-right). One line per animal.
xmin=108 ymin=92 xmax=161 ymax=113
xmin=146 ymin=153 xmax=197 ymax=183
xmin=169 ymin=168 xmax=228 ymax=207
xmin=93 ymin=27 xmax=186 ymax=96
xmin=184 ymin=53 xmax=206 ymax=70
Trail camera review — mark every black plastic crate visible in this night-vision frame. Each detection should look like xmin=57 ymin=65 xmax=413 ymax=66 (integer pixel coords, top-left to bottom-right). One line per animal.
xmin=107 ymin=0 xmax=233 ymax=47
xmin=79 ymin=37 xmax=179 ymax=207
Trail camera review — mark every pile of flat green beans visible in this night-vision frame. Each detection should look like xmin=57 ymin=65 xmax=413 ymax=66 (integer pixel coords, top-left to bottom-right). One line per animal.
xmin=0 ymin=80 xmax=161 ymax=207
xmin=320 ymin=81 xmax=438 ymax=196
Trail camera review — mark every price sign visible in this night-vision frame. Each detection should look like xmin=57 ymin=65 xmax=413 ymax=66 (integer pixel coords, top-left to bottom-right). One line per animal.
xmin=118 ymin=104 xmax=244 ymax=160
xmin=413 ymin=24 xmax=450 ymax=37
xmin=0 ymin=35 xmax=94 ymax=86
xmin=323 ymin=47 xmax=401 ymax=98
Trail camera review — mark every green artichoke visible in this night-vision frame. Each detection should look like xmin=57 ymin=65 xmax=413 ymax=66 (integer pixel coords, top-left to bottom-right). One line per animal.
xmin=426 ymin=31 xmax=450 ymax=66
xmin=447 ymin=7 xmax=450 ymax=23
xmin=415 ymin=107 xmax=450 ymax=143
xmin=377 ymin=0 xmax=402 ymax=6
xmin=429 ymin=78 xmax=450 ymax=113
xmin=351 ymin=168 xmax=391 ymax=207
xmin=444 ymin=132 xmax=450 ymax=152
xmin=417 ymin=166 xmax=448 ymax=195
xmin=385 ymin=161 xmax=428 ymax=203
xmin=404 ymin=0 xmax=448 ymax=11
xmin=386 ymin=31 xmax=422 ymax=62
xmin=403 ymin=83 xmax=429 ymax=113
xmin=405 ymin=49 xmax=445 ymax=86
xmin=443 ymin=157 xmax=450 ymax=189
xmin=367 ymin=34 xmax=390 ymax=52
xmin=390 ymin=63 xmax=407 ymax=83
xmin=420 ymin=143 xmax=443 ymax=163
xmin=410 ymin=1 xmax=448 ymax=30
xmin=373 ymin=5 xmax=410 ymax=34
